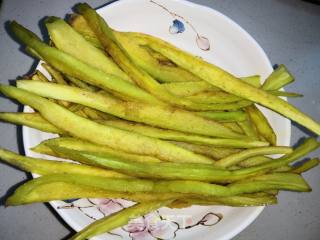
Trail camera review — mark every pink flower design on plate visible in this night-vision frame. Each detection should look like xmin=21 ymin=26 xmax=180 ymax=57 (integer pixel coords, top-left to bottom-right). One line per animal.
xmin=123 ymin=212 xmax=179 ymax=240
xmin=59 ymin=198 xmax=223 ymax=239
xmin=89 ymin=198 xmax=125 ymax=216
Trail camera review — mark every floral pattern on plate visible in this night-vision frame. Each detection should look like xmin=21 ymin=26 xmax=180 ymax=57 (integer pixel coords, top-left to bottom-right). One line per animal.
xmin=59 ymin=198 xmax=223 ymax=239
xmin=150 ymin=0 xmax=211 ymax=51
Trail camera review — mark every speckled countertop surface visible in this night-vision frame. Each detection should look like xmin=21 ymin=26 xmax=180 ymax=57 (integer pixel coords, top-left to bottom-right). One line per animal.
xmin=0 ymin=0 xmax=319 ymax=239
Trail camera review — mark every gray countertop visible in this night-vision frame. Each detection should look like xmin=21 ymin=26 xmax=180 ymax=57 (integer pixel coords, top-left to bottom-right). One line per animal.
xmin=0 ymin=0 xmax=319 ymax=239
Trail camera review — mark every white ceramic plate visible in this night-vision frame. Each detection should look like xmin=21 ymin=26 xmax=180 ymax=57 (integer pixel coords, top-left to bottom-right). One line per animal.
xmin=23 ymin=0 xmax=291 ymax=239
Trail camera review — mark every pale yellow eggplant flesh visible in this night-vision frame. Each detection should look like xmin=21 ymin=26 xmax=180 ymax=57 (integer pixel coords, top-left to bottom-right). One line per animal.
xmin=0 ymin=147 xmax=129 ymax=178
xmin=131 ymin=32 xmax=320 ymax=135
xmin=10 ymin=21 xmax=163 ymax=105
xmin=237 ymin=119 xmax=260 ymax=140
xmin=76 ymin=3 xmax=255 ymax=112
xmin=0 ymin=85 xmax=215 ymax=164
xmin=169 ymin=141 xmax=241 ymax=160
xmin=98 ymin=119 xmax=269 ymax=148
xmin=245 ymin=105 xmax=277 ymax=145
xmin=17 ymin=80 xmax=246 ymax=139
xmin=214 ymin=146 xmax=293 ymax=168
xmin=45 ymin=16 xmax=131 ymax=82
xmin=0 ymin=112 xmax=62 ymax=134
xmin=31 ymin=137 xmax=162 ymax=163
